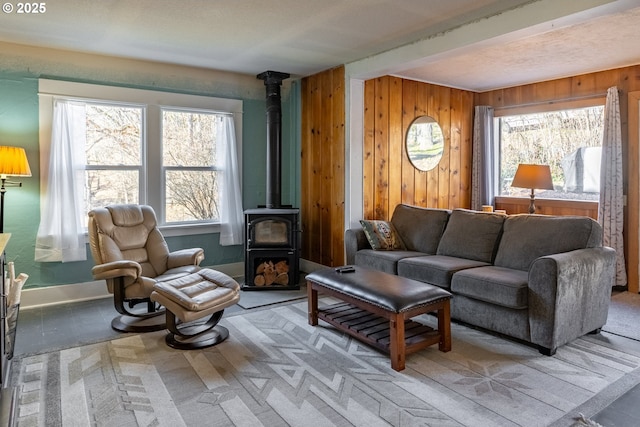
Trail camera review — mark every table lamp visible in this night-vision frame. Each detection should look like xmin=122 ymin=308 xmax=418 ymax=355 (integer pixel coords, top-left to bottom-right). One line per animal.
xmin=0 ymin=146 xmax=32 ymax=233
xmin=511 ymin=163 xmax=553 ymax=214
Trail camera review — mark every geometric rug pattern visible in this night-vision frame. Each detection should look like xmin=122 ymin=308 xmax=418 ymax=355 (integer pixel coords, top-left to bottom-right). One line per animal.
xmin=10 ymin=299 xmax=640 ymax=427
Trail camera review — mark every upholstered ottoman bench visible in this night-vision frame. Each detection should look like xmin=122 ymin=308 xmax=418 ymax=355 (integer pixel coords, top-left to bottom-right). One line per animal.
xmin=306 ymin=265 xmax=452 ymax=371
xmin=151 ymin=268 xmax=241 ymax=350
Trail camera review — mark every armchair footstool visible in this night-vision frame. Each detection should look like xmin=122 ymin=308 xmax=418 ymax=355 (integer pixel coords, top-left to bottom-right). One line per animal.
xmin=151 ymin=269 xmax=241 ymax=350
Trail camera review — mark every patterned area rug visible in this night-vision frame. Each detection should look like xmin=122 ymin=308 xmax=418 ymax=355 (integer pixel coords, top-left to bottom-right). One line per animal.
xmin=10 ymin=299 xmax=640 ymax=427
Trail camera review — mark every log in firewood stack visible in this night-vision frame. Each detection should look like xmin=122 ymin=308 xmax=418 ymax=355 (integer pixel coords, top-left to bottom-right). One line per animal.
xmin=254 ymin=260 xmax=290 ymax=286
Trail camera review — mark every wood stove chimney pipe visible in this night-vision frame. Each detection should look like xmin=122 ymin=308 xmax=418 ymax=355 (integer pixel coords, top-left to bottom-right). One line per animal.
xmin=257 ymin=70 xmax=290 ymax=209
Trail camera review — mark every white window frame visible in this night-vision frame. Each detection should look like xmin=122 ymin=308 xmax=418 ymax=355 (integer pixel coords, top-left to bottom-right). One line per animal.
xmin=494 ymin=98 xmax=605 ymax=202
xmin=83 ymin=100 xmax=147 ymax=213
xmin=38 ymin=79 xmax=243 ymax=236
xmin=160 ymin=106 xmax=229 ymax=225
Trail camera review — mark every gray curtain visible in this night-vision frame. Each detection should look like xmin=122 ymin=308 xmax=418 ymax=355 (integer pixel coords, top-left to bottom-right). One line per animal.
xmin=471 ymin=106 xmax=497 ymax=210
xmin=599 ymin=86 xmax=627 ymax=286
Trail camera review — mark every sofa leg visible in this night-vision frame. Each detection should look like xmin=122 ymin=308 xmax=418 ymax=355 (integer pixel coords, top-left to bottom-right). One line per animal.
xmin=588 ymin=328 xmax=602 ymax=334
xmin=538 ymin=346 xmax=556 ymax=356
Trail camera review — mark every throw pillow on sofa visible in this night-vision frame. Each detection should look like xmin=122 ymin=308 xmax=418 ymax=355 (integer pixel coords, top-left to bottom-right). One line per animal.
xmin=360 ymin=220 xmax=406 ymax=250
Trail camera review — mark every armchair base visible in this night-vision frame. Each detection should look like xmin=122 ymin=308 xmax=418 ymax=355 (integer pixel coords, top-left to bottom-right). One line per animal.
xmin=165 ymin=327 xmax=230 ymax=350
xmin=165 ymin=310 xmax=230 ymax=350
xmin=112 ymin=285 xmax=166 ymax=333
xmin=111 ymin=310 xmax=165 ymax=333
xmin=151 ymin=269 xmax=241 ymax=350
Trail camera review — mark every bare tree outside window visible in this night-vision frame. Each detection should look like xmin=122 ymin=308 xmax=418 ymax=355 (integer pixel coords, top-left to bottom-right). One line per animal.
xmin=499 ymin=105 xmax=604 ymax=201
xmin=83 ymin=104 xmax=222 ymax=224
xmin=162 ymin=110 xmax=220 ymax=222
xmin=48 ymin=81 xmax=241 ymax=230
xmin=85 ymin=103 xmax=142 ymax=212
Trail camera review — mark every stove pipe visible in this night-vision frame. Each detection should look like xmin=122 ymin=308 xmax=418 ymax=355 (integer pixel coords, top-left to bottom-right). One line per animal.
xmin=257 ymin=70 xmax=290 ymax=209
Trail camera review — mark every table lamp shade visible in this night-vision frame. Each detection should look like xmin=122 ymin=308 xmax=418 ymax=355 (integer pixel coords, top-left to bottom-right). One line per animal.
xmin=511 ymin=164 xmax=553 ymax=190
xmin=0 ymin=146 xmax=32 ymax=177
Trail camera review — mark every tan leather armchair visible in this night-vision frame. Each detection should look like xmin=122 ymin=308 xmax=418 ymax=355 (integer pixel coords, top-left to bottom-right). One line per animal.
xmin=88 ymin=204 xmax=204 ymax=332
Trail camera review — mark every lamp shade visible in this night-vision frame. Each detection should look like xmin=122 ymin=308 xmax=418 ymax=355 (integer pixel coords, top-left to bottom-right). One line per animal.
xmin=0 ymin=146 xmax=32 ymax=177
xmin=511 ymin=164 xmax=554 ymax=190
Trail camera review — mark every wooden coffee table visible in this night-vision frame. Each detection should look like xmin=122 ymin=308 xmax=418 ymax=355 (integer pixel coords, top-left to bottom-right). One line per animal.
xmin=306 ymin=266 xmax=451 ymax=371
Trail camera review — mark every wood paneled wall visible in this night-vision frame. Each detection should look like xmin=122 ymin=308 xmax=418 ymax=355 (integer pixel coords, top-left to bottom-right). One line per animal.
xmin=363 ymin=77 xmax=475 ymax=220
xmin=477 ymin=65 xmax=640 ymax=293
xmin=300 ymin=64 xmax=640 ymax=289
xmin=301 ymin=66 xmax=345 ymax=266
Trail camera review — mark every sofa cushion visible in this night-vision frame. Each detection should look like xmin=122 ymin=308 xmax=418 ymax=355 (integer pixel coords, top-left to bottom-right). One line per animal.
xmin=390 ymin=204 xmax=450 ymax=254
xmin=451 ymin=266 xmax=529 ymax=309
xmin=494 ymin=214 xmax=602 ymax=271
xmin=436 ymin=209 xmax=505 ymax=263
xmin=359 ymin=219 xmax=406 ymax=250
xmin=355 ymin=249 xmax=424 ymax=274
xmin=451 ymin=295 xmax=530 ymax=342
xmin=397 ymin=255 xmax=489 ymax=289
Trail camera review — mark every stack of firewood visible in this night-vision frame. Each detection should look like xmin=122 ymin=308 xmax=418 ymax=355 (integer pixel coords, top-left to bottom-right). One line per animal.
xmin=253 ymin=260 xmax=289 ymax=286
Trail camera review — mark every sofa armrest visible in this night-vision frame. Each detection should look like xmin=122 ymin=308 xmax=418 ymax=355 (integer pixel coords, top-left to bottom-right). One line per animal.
xmin=527 ymin=246 xmax=615 ymax=353
xmin=344 ymin=228 xmax=371 ymax=265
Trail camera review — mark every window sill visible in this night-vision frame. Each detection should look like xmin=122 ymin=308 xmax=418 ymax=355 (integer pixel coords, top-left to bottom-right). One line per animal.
xmin=494 ymin=196 xmax=598 ymax=219
xmin=83 ymin=222 xmax=221 ymax=242
xmin=160 ymin=222 xmax=221 ymax=237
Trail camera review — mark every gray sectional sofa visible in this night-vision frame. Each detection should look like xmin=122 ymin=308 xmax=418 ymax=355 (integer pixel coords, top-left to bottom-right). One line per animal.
xmin=345 ymin=204 xmax=616 ymax=355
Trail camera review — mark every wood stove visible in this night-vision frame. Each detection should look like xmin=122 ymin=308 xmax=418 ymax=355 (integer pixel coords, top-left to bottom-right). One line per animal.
xmin=244 ymin=208 xmax=300 ymax=290
xmin=243 ymin=70 xmax=300 ymax=291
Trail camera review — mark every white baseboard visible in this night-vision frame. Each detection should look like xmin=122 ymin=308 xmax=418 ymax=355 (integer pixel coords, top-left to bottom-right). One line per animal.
xmin=20 ymin=260 xmax=331 ymax=310
xmin=20 ymin=262 xmax=246 ymax=310
xmin=20 ymin=280 xmax=111 ymax=309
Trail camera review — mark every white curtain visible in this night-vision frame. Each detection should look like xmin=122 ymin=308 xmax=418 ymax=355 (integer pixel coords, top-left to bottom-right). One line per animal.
xmin=471 ymin=106 xmax=497 ymax=210
xmin=216 ymin=115 xmax=243 ymax=246
xmin=35 ymin=99 xmax=87 ymax=262
xmin=599 ymin=86 xmax=627 ymax=286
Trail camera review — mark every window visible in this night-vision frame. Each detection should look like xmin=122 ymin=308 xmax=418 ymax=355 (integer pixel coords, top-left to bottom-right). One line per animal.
xmin=85 ymin=103 xmax=143 ymax=210
xmin=162 ymin=109 xmax=220 ymax=223
xmin=498 ymin=105 xmax=604 ymax=201
xmin=38 ymin=79 xmax=243 ymax=236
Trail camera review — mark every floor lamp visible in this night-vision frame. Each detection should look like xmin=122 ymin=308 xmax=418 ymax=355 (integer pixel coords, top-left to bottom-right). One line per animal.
xmin=511 ymin=164 xmax=554 ymax=214
xmin=0 ymin=146 xmax=32 ymax=233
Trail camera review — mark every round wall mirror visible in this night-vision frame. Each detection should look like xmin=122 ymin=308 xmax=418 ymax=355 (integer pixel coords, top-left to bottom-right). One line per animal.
xmin=406 ymin=115 xmax=444 ymax=171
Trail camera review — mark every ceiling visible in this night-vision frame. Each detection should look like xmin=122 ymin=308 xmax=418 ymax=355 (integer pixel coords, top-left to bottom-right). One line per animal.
xmin=0 ymin=0 xmax=639 ymax=91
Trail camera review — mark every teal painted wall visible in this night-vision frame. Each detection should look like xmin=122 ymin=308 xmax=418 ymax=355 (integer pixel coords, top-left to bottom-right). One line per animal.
xmin=0 ymin=46 xmax=300 ymax=290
